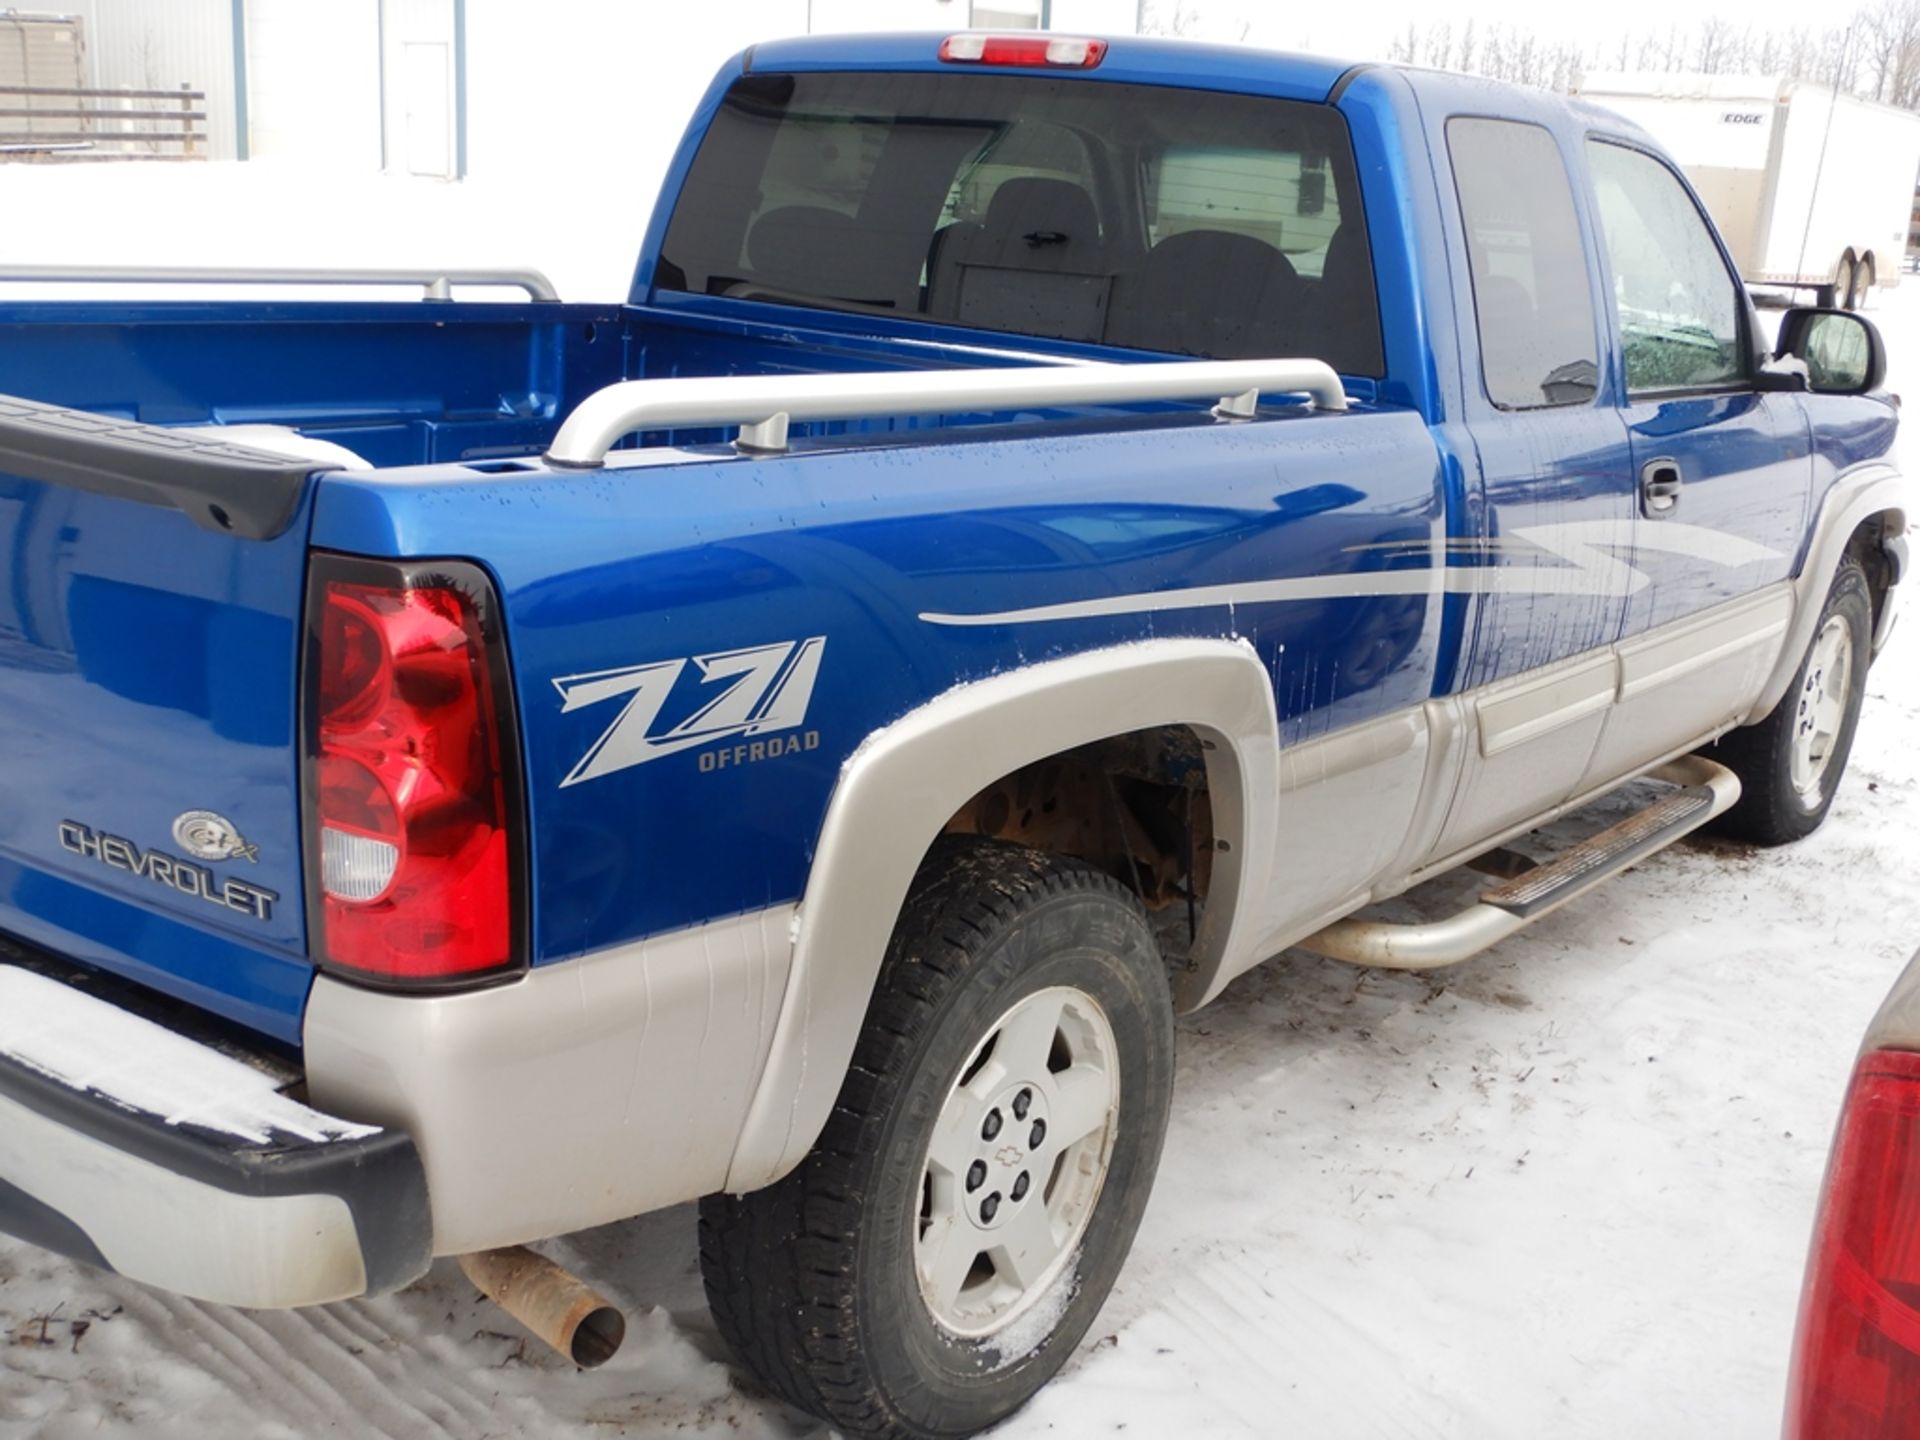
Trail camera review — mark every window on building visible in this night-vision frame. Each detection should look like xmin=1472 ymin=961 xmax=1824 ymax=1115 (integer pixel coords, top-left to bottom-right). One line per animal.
xmin=1145 ymin=146 xmax=1343 ymax=278
xmin=1447 ymin=117 xmax=1600 ymax=409
xmin=969 ymin=6 xmax=1041 ymax=27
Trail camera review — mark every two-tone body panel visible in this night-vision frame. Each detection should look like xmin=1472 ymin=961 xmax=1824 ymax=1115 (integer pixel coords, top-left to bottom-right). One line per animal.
xmin=0 ymin=36 xmax=1902 ymax=1264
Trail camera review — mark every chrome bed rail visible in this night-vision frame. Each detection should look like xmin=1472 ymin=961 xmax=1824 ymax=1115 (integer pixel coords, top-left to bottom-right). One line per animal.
xmin=0 ymin=264 xmax=560 ymax=302
xmin=543 ymin=357 xmax=1350 ymax=468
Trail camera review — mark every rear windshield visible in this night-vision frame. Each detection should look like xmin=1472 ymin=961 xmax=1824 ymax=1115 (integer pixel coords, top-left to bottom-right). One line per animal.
xmin=656 ymin=72 xmax=1385 ymax=376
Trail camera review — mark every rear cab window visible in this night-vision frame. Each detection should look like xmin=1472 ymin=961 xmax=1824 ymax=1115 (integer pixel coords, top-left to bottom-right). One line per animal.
xmin=1445 ymin=117 xmax=1601 ymax=409
xmin=655 ymin=71 xmax=1386 ymax=377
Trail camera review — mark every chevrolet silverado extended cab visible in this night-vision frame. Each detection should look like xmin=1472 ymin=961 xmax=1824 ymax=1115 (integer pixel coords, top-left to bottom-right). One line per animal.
xmin=0 ymin=31 xmax=1906 ymax=1439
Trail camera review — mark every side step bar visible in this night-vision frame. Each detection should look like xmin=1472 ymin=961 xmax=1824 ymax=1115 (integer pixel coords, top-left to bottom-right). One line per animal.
xmin=1297 ymin=756 xmax=1742 ymax=971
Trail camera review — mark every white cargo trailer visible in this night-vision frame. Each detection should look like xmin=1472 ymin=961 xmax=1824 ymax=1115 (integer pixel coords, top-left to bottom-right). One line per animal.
xmin=1575 ymin=71 xmax=1920 ymax=308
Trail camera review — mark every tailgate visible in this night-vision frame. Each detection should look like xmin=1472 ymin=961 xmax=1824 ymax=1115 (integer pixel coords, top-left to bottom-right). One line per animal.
xmin=0 ymin=398 xmax=324 ymax=1042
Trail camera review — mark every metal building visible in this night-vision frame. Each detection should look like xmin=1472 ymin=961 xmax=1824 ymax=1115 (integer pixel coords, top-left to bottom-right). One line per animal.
xmin=16 ymin=0 xmax=1133 ymax=174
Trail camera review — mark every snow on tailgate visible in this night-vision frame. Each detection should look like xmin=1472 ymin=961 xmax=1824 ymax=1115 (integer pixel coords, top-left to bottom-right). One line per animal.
xmin=0 ymin=968 xmax=374 ymax=1146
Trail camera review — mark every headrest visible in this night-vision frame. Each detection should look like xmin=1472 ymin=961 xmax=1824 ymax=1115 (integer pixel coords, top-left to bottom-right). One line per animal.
xmin=979 ymin=178 xmax=1102 ymax=253
xmin=1143 ymin=229 xmax=1296 ymax=287
xmin=746 ymin=205 xmax=866 ymax=289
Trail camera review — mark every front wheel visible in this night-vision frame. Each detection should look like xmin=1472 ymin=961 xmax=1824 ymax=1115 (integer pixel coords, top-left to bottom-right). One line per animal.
xmin=700 ymin=839 xmax=1175 ymax=1440
xmin=1709 ymin=555 xmax=1872 ymax=845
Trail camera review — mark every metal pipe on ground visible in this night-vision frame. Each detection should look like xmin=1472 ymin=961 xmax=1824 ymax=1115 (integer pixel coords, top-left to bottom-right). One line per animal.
xmin=457 ymin=1247 xmax=626 ymax=1368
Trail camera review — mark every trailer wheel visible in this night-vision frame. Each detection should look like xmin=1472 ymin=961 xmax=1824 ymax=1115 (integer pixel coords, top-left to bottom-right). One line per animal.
xmin=1850 ymin=254 xmax=1876 ymax=310
xmin=1826 ymin=255 xmax=1856 ymax=312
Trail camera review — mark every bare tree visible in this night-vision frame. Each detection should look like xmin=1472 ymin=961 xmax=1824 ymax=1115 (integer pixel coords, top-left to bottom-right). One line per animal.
xmin=1344 ymin=0 xmax=1920 ymax=111
xmin=1139 ymin=0 xmax=1203 ymax=38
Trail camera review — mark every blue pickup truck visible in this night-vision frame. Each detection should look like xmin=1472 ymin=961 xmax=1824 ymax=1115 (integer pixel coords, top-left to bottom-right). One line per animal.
xmin=0 ymin=30 xmax=1906 ymax=1438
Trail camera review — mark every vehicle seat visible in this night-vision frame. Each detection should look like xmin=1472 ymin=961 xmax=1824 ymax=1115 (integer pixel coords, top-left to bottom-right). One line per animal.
xmin=1294 ymin=224 xmax=1380 ymax=373
xmin=1105 ymin=229 xmax=1303 ymax=357
xmin=744 ymin=205 xmax=884 ymax=304
xmin=927 ymin=177 xmax=1113 ymax=341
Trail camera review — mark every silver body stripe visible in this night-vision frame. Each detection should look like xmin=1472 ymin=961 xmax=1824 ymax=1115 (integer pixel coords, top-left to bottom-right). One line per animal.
xmin=920 ymin=520 xmax=1781 ymax=626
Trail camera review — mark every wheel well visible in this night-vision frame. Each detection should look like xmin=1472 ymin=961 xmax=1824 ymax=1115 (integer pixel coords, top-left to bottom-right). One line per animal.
xmin=1847 ymin=513 xmax=1900 ymax=637
xmin=939 ymin=725 xmax=1216 ymax=918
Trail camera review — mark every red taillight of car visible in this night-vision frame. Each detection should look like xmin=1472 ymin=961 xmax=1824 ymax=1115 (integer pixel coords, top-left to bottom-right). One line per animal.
xmin=303 ymin=554 xmax=525 ymax=987
xmin=1787 ymin=1048 xmax=1920 ymax=1438
xmin=937 ymin=34 xmax=1108 ymax=68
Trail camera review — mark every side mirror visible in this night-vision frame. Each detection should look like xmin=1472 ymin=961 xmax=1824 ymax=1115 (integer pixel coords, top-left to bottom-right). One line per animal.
xmin=1775 ymin=307 xmax=1888 ymax=395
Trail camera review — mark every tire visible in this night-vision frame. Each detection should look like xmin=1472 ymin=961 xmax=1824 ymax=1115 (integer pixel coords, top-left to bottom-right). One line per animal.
xmin=1834 ymin=256 xmax=1857 ymax=312
xmin=1708 ymin=555 xmax=1872 ymax=845
xmin=1853 ymin=254 xmax=1877 ymax=310
xmin=700 ymin=838 xmax=1176 ymax=1440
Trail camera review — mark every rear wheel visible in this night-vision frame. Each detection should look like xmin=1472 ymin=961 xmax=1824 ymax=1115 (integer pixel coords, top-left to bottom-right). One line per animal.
xmin=1709 ymin=555 xmax=1872 ymax=845
xmin=700 ymin=838 xmax=1175 ymax=1440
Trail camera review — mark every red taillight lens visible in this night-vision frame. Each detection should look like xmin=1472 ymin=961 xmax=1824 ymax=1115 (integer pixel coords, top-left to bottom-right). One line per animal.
xmin=1787 ymin=1048 xmax=1920 ymax=1438
xmin=937 ymin=34 xmax=1108 ymax=68
xmin=304 ymin=556 xmax=523 ymax=986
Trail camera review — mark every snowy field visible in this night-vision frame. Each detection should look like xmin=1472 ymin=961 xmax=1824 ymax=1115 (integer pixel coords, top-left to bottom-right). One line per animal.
xmin=2 ymin=168 xmax=1919 ymax=1436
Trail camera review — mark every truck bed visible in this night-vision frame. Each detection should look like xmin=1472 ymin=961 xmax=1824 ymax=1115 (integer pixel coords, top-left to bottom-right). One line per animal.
xmin=0 ymin=293 xmax=1359 ymax=475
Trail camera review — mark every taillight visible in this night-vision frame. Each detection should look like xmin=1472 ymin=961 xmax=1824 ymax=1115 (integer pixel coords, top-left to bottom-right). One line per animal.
xmin=1787 ymin=1048 xmax=1920 ymax=1438
xmin=937 ymin=34 xmax=1108 ymax=68
xmin=303 ymin=554 xmax=525 ymax=987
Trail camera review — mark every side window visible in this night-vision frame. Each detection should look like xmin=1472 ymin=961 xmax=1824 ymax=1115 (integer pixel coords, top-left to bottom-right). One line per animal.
xmin=1585 ymin=141 xmax=1746 ymax=393
xmin=1446 ymin=118 xmax=1600 ymax=410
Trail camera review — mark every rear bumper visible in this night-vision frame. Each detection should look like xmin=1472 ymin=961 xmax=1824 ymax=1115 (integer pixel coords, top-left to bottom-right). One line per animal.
xmin=0 ymin=959 xmax=431 ymax=1309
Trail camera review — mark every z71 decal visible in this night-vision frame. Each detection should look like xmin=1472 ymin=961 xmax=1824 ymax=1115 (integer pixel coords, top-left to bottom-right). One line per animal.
xmin=555 ymin=637 xmax=826 ymax=787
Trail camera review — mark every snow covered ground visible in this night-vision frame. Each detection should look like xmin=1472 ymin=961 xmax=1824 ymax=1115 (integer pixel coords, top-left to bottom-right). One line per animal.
xmin=1 ymin=169 xmax=1918 ymax=1436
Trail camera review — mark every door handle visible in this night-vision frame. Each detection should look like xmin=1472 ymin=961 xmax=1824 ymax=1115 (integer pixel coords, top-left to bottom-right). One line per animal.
xmin=1640 ymin=457 xmax=1682 ymax=517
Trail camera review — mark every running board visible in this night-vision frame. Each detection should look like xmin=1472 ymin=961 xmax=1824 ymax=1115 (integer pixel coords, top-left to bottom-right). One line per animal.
xmin=1296 ymin=756 xmax=1742 ymax=971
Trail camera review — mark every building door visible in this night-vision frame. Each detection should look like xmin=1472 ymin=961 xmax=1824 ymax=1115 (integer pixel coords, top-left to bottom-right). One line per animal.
xmin=382 ymin=0 xmax=456 ymax=178
xmin=245 ymin=0 xmax=382 ymax=167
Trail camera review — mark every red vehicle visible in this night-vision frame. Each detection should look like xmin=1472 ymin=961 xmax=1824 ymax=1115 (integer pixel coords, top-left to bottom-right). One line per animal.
xmin=1787 ymin=948 xmax=1920 ymax=1437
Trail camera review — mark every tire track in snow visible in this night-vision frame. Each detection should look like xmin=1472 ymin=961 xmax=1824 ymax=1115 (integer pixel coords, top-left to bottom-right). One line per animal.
xmin=1011 ymin=1247 xmax=1469 ymax=1439
xmin=96 ymin=1281 xmax=470 ymax=1440
xmin=299 ymin=1298 xmax=502 ymax=1434
xmin=109 ymin=1284 xmax=358 ymax=1435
